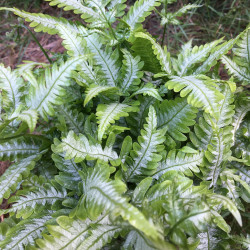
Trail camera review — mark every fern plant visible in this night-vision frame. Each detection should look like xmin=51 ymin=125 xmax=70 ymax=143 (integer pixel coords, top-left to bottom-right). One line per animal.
xmin=0 ymin=1 xmax=249 ymax=249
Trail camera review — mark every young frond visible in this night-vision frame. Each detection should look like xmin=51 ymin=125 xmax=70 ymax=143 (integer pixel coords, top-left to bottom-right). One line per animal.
xmin=166 ymin=76 xmax=224 ymax=120
xmin=28 ymin=56 xmax=86 ymax=119
xmin=55 ymin=130 xmax=119 ymax=164
xmin=156 ymin=97 xmax=198 ymax=141
xmin=119 ymin=49 xmax=144 ymax=92
xmin=123 ymin=0 xmax=160 ymax=31
xmin=0 ymin=154 xmax=41 ymax=204
xmin=0 ymin=64 xmax=23 ymax=114
xmin=124 ymin=106 xmax=166 ymax=182
xmin=96 ymin=102 xmax=137 ymax=141
xmin=135 ymin=32 xmax=172 ymax=74
xmin=153 ymin=150 xmax=203 ymax=179
xmin=0 ymin=214 xmax=52 ymax=250
xmin=1 ymin=185 xmax=67 ymax=219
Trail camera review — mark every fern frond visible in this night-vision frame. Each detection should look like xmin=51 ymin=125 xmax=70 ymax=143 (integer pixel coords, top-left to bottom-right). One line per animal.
xmin=0 ymin=138 xmax=40 ymax=161
xmin=107 ymin=0 xmax=126 ymax=18
xmin=96 ymin=102 xmax=137 ymax=141
xmin=0 ymin=214 xmax=52 ymax=249
xmin=1 ymin=185 xmax=67 ymax=219
xmin=216 ymin=83 xmax=235 ymax=128
xmin=220 ymin=170 xmax=244 ymax=210
xmin=45 ymin=0 xmax=101 ymax=23
xmin=57 ymin=105 xmax=85 ymax=135
xmin=37 ymin=216 xmax=93 ymax=249
xmin=127 ymin=96 xmax=156 ymax=136
xmin=57 ymin=24 xmax=86 ymax=57
xmin=125 ymin=106 xmax=166 ymax=182
xmin=123 ymin=230 xmax=157 ymax=250
xmin=75 ymin=61 xmax=102 ymax=87
xmin=79 ymin=29 xmax=119 ymax=86
xmin=84 ymin=85 xmax=117 ymax=106
xmin=17 ymin=109 xmax=38 ymax=132
xmin=131 ymin=36 xmax=161 ymax=73
xmin=28 ymin=56 xmax=86 ymax=119
xmin=221 ymin=55 xmax=250 ymax=84
xmin=208 ymin=194 xmax=242 ymax=226
xmin=204 ymin=128 xmax=232 ymax=187
xmin=78 ymin=222 xmax=122 ymax=249
xmin=157 ymin=97 xmax=198 ymax=141
xmin=79 ymin=164 xmax=163 ymax=242
xmin=56 ymin=130 xmax=119 ymax=164
xmin=52 ymin=143 xmax=81 ymax=191
xmin=0 ymin=7 xmax=79 ymax=35
xmin=0 ymin=64 xmax=23 ymax=114
xmin=232 ymin=97 xmax=250 ymax=142
xmin=123 ymin=0 xmax=160 ymax=31
xmin=132 ymin=83 xmax=162 ymax=100
xmin=175 ymin=38 xmax=223 ymax=76
xmin=153 ymin=150 xmax=203 ymax=179
xmin=166 ymin=76 xmax=224 ymax=119
xmin=194 ymin=37 xmax=239 ymax=74
xmin=233 ymin=29 xmax=250 ymax=68
xmin=0 ymin=154 xmax=41 ymax=204
xmin=120 ymin=49 xmax=144 ymax=92
xmin=135 ymin=32 xmax=172 ymax=74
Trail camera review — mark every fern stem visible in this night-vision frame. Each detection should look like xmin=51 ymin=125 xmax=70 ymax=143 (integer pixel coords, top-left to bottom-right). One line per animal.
xmin=161 ymin=24 xmax=167 ymax=47
xmin=19 ymin=24 xmax=53 ymax=64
